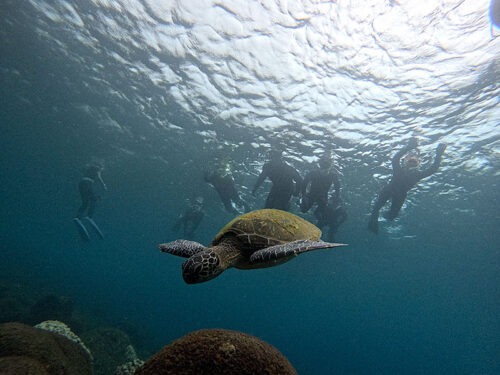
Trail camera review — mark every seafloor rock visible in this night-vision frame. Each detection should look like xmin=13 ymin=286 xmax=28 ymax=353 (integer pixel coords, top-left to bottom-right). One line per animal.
xmin=134 ymin=328 xmax=298 ymax=375
xmin=0 ymin=322 xmax=92 ymax=375
xmin=0 ymin=355 xmax=51 ymax=375
xmin=81 ymin=327 xmax=134 ymax=375
xmin=35 ymin=320 xmax=92 ymax=361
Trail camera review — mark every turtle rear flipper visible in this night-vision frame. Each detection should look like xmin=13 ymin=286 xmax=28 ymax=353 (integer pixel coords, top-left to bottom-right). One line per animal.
xmin=159 ymin=239 xmax=206 ymax=258
xmin=250 ymin=240 xmax=347 ymax=264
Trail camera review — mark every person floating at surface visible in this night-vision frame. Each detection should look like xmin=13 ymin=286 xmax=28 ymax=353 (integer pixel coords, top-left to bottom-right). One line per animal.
xmin=204 ymin=164 xmax=250 ymax=215
xmin=73 ymin=163 xmax=107 ymax=241
xmin=252 ymin=150 xmax=302 ymax=211
xmin=173 ymin=196 xmax=205 ymax=238
xmin=368 ymin=138 xmax=447 ymax=234
xmin=315 ymin=195 xmax=348 ymax=242
xmin=300 ymin=152 xmax=340 ymax=220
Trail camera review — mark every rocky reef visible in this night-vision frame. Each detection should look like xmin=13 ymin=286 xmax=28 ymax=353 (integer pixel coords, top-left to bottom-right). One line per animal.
xmin=0 ymin=322 xmax=93 ymax=375
xmin=81 ymin=327 xmax=139 ymax=375
xmin=134 ymin=328 xmax=297 ymax=375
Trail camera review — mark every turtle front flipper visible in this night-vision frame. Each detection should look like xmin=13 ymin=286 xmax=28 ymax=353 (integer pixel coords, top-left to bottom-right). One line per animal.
xmin=158 ymin=239 xmax=206 ymax=258
xmin=250 ymin=240 xmax=347 ymax=264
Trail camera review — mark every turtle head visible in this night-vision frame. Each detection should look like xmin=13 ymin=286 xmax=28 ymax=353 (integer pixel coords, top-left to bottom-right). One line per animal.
xmin=182 ymin=249 xmax=223 ymax=284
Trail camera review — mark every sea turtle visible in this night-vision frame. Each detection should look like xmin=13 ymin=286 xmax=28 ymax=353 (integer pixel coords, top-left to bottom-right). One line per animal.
xmin=158 ymin=209 xmax=347 ymax=284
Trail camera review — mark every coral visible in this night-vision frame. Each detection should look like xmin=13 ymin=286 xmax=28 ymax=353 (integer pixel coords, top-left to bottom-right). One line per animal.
xmin=114 ymin=344 xmax=144 ymax=375
xmin=81 ymin=327 xmax=134 ymax=375
xmin=115 ymin=359 xmax=144 ymax=375
xmin=0 ymin=322 xmax=92 ymax=375
xmin=35 ymin=320 xmax=92 ymax=361
xmin=134 ymin=328 xmax=298 ymax=375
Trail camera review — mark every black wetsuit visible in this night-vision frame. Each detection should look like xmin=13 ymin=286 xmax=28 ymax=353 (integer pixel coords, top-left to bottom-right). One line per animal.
xmin=315 ymin=197 xmax=348 ymax=242
xmin=76 ymin=177 xmax=98 ymax=218
xmin=174 ymin=205 xmax=204 ymax=237
xmin=369 ymin=143 xmax=445 ymax=233
xmin=301 ymin=168 xmax=339 ymax=218
xmin=252 ymin=159 xmax=302 ymax=211
xmin=204 ymin=172 xmax=248 ymax=214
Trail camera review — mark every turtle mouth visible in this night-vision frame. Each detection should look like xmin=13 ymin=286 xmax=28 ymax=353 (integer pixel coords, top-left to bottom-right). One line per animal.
xmin=182 ymin=251 xmax=222 ymax=284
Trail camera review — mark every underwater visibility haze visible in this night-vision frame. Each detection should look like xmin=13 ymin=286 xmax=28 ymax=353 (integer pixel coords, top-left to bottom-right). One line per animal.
xmin=1 ymin=0 xmax=499 ymax=373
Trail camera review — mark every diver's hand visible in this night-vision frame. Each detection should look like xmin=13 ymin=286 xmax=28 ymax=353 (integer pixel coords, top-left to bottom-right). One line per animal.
xmin=407 ymin=137 xmax=418 ymax=149
xmin=436 ymin=143 xmax=447 ymax=157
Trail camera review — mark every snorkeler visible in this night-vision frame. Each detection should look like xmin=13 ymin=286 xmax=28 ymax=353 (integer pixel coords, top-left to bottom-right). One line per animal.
xmin=491 ymin=0 xmax=500 ymax=31
xmin=173 ymin=196 xmax=205 ymax=238
xmin=252 ymin=150 xmax=302 ymax=211
xmin=368 ymin=138 xmax=447 ymax=234
xmin=300 ymin=152 xmax=340 ymax=219
xmin=73 ymin=163 xmax=107 ymax=241
xmin=204 ymin=165 xmax=250 ymax=215
xmin=315 ymin=195 xmax=348 ymax=242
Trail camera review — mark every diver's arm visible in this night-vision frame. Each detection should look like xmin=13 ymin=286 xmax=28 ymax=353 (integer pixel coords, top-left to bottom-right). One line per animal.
xmin=417 ymin=143 xmax=447 ymax=180
xmin=252 ymin=164 xmax=268 ymax=195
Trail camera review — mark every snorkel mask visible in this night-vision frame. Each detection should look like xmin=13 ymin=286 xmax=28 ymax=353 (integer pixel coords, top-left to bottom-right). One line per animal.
xmin=403 ymin=153 xmax=420 ymax=169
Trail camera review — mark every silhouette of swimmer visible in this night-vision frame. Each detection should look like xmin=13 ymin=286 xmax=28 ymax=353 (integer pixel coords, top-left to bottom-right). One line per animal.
xmin=73 ymin=163 xmax=107 ymax=241
xmin=491 ymin=0 xmax=500 ymax=30
xmin=204 ymin=167 xmax=249 ymax=215
xmin=300 ymin=152 xmax=340 ymax=220
xmin=315 ymin=196 xmax=348 ymax=242
xmin=173 ymin=197 xmax=205 ymax=237
xmin=252 ymin=150 xmax=302 ymax=211
xmin=368 ymin=138 xmax=447 ymax=234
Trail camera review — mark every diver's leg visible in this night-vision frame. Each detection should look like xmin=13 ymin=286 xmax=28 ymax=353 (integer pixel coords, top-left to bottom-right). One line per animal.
xmin=384 ymin=192 xmax=407 ymax=220
xmin=335 ymin=206 xmax=348 ymax=226
xmin=87 ymin=195 xmax=97 ymax=218
xmin=222 ymin=198 xmax=238 ymax=214
xmin=368 ymin=185 xmax=391 ymax=233
xmin=315 ymin=198 xmax=328 ymax=220
xmin=233 ymin=194 xmax=250 ymax=213
xmin=83 ymin=190 xmax=104 ymax=238
xmin=265 ymin=189 xmax=277 ymax=209
xmin=300 ymin=194 xmax=314 ymax=213
xmin=74 ymin=183 xmax=91 ymax=241
xmin=76 ymin=203 xmax=87 ymax=219
xmin=277 ymin=191 xmax=292 ymax=211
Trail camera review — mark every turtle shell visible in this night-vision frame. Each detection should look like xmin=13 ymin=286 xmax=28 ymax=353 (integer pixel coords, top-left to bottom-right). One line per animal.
xmin=211 ymin=209 xmax=321 ymax=252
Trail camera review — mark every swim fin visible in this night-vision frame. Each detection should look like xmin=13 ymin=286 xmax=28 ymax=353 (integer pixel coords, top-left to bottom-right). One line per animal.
xmin=83 ymin=217 xmax=104 ymax=239
xmin=73 ymin=218 xmax=90 ymax=242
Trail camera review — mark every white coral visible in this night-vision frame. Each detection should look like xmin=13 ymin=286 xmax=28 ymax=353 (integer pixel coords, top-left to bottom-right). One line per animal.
xmin=34 ymin=320 xmax=92 ymax=360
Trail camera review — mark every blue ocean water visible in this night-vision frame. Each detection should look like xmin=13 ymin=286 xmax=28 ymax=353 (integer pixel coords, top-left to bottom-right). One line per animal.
xmin=1 ymin=0 xmax=499 ymax=374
